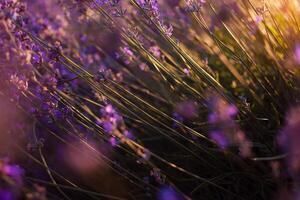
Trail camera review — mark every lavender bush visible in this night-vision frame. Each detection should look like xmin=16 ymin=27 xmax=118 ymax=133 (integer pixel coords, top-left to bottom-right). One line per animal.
xmin=1 ymin=0 xmax=300 ymax=199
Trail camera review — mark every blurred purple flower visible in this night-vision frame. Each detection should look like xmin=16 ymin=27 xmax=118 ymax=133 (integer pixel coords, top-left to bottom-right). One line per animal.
xmin=0 ymin=159 xmax=24 ymax=184
xmin=210 ymin=131 xmax=229 ymax=150
xmin=277 ymin=107 xmax=300 ymax=176
xmin=255 ymin=15 xmax=263 ymax=24
xmin=208 ymin=96 xmax=237 ymax=122
xmin=109 ymin=137 xmax=118 ymax=147
xmin=208 ymin=96 xmax=252 ymax=157
xmin=105 ymin=104 xmax=115 ymax=114
xmin=175 ymin=100 xmax=198 ymax=119
xmin=183 ymin=68 xmax=190 ymax=76
xmin=157 ymin=186 xmax=183 ymax=200
xmin=294 ymin=45 xmax=300 ymax=64
xmin=149 ymin=45 xmax=161 ymax=58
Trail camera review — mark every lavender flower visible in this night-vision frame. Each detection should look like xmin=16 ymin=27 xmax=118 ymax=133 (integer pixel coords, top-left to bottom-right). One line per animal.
xmin=0 ymin=159 xmax=24 ymax=184
xmin=208 ymin=96 xmax=252 ymax=157
xmin=210 ymin=130 xmax=229 ymax=150
xmin=278 ymin=107 xmax=300 ymax=177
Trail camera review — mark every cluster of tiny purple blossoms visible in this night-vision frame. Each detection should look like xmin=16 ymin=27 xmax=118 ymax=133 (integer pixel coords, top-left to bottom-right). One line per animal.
xmin=0 ymin=0 xmax=186 ymax=198
xmin=1 ymin=0 xmax=127 ymax=135
xmin=0 ymin=0 xmax=132 ymax=198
